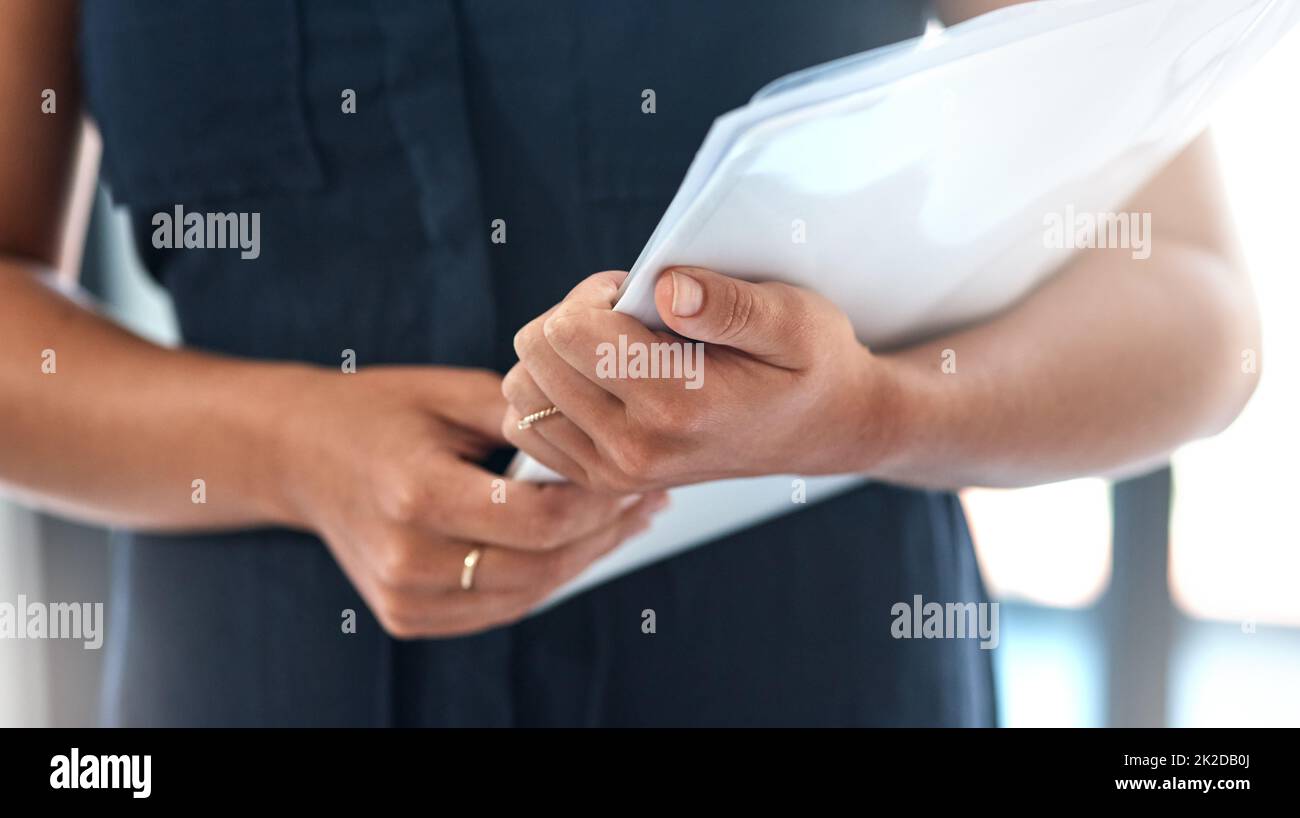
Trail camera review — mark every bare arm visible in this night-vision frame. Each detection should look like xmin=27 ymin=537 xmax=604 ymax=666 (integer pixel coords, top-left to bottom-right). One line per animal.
xmin=0 ymin=0 xmax=661 ymax=636
xmin=867 ymin=0 xmax=1258 ymax=487
xmin=0 ymin=270 xmax=322 ymax=530
xmin=0 ymin=0 xmax=301 ymax=530
xmin=875 ymin=132 xmax=1258 ymax=487
xmin=500 ymin=0 xmax=1259 ymax=494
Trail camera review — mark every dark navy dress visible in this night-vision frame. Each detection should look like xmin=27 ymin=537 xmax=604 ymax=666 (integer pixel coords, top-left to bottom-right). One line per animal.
xmin=81 ymin=0 xmax=996 ymax=726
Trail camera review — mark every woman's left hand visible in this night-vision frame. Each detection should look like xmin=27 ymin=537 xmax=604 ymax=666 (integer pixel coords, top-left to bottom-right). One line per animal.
xmin=503 ymin=267 xmax=902 ymax=493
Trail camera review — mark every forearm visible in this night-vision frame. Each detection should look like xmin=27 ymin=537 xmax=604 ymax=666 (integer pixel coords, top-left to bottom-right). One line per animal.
xmin=868 ymin=240 xmax=1259 ymax=488
xmin=0 ymin=256 xmax=310 ymax=531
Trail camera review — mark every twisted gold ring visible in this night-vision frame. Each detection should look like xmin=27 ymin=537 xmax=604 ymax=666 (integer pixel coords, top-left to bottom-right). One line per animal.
xmin=516 ymin=405 xmax=562 ymax=430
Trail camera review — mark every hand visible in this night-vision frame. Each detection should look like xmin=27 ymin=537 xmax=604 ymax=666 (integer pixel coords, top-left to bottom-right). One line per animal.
xmin=502 ymin=268 xmax=900 ymax=492
xmin=269 ymin=366 xmax=667 ymax=638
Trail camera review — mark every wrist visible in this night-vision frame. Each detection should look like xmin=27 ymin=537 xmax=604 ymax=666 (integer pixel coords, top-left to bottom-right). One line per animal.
xmin=239 ymin=361 xmax=330 ymax=530
xmin=840 ymin=347 xmax=937 ymax=478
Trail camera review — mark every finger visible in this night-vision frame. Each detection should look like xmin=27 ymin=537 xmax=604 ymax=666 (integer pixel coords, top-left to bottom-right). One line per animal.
xmin=561 ymin=269 xmax=629 ymax=306
xmin=399 ymin=592 xmax=539 ymax=638
xmin=513 ymin=309 xmax=630 ymax=424
xmin=374 ymin=584 xmax=538 ymax=639
xmin=373 ymin=495 xmax=663 ymax=593
xmin=428 ymin=457 xmax=638 ymax=549
xmin=410 ymin=366 xmax=511 ymax=444
xmin=653 ymin=267 xmax=819 ymax=368
xmin=473 ymin=492 xmax=664 ymax=593
xmin=374 ymin=496 xmax=665 ymax=636
xmin=502 ymin=362 xmax=603 ymax=466
xmin=502 ymin=403 xmax=592 ymax=484
xmin=539 ymin=300 xmax=682 ymax=403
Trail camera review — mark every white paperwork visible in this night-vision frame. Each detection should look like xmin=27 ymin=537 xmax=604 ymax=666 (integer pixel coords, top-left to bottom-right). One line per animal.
xmin=514 ymin=0 xmax=1300 ymax=609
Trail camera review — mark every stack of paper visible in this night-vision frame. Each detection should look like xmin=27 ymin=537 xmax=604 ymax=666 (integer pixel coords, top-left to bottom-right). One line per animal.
xmin=513 ymin=0 xmax=1300 ymax=609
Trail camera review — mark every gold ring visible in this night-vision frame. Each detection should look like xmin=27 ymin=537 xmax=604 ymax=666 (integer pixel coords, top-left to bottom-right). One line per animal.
xmin=517 ymin=405 xmax=561 ymax=430
xmin=460 ymin=547 xmax=483 ymax=591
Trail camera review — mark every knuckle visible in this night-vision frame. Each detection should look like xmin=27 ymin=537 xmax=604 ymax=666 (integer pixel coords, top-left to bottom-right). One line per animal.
xmin=512 ymin=317 xmax=545 ymax=360
xmin=378 ymin=472 xmax=426 ymax=524
xmin=570 ymin=270 xmax=624 ymax=302
xmin=382 ymin=481 xmax=423 ymax=525
xmin=606 ymin=471 xmax=646 ymax=494
xmin=612 ymin=436 xmax=653 ymax=476
xmin=373 ymin=542 xmax=413 ymax=589
xmin=527 ymin=500 xmax=571 ymax=550
xmin=593 ymin=468 xmax=639 ymax=494
xmin=542 ymin=310 xmax=577 ymax=346
xmin=639 ymin=395 xmax=703 ymax=442
xmin=592 ymin=269 xmax=626 ymax=290
xmin=776 ymin=285 xmax=828 ymax=353
xmin=716 ymin=279 xmax=755 ymax=342
xmin=500 ymin=366 xmax=530 ymax=407
xmin=374 ymin=599 xmax=421 ymax=640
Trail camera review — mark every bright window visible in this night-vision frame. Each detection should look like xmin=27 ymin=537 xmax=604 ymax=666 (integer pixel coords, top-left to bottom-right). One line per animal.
xmin=1169 ymin=28 xmax=1300 ymax=629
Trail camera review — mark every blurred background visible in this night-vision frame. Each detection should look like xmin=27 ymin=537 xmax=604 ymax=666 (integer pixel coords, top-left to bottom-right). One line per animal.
xmin=2 ymin=18 xmax=1298 ymax=729
xmin=967 ymin=21 xmax=1300 ymax=726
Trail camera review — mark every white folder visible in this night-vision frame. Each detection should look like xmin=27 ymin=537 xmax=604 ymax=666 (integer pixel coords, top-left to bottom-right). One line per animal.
xmin=513 ymin=0 xmax=1300 ymax=609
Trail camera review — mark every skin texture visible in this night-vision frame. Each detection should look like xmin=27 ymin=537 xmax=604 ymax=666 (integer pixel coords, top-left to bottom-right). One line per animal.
xmin=0 ymin=0 xmax=665 ymax=639
xmin=502 ymin=0 xmax=1260 ymax=491
xmin=503 ymin=268 xmax=882 ymax=489
xmin=0 ymin=0 xmax=1262 ymax=635
xmin=504 ymin=134 xmax=1259 ymax=491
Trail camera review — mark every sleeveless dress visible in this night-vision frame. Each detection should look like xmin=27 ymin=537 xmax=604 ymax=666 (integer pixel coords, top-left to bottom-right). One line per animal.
xmin=80 ymin=0 xmax=996 ymax=726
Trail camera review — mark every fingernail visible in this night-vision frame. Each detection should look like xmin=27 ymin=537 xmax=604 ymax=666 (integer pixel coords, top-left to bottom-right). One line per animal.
xmin=670 ymin=271 xmax=703 ymax=317
xmin=619 ymin=494 xmax=644 ymax=511
xmin=647 ymin=492 xmax=671 ymax=512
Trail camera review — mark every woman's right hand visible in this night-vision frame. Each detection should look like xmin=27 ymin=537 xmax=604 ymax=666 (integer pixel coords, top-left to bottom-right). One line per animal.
xmin=269 ymin=366 xmax=667 ymax=638
xmin=0 ymin=0 xmax=661 ymax=642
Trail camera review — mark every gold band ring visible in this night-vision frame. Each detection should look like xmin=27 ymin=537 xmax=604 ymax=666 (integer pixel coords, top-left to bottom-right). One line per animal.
xmin=517 ymin=405 xmax=562 ymax=430
xmin=460 ymin=547 xmax=483 ymax=592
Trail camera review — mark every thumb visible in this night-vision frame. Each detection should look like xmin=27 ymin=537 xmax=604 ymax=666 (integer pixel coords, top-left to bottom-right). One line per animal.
xmin=654 ymin=266 xmax=814 ymax=368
